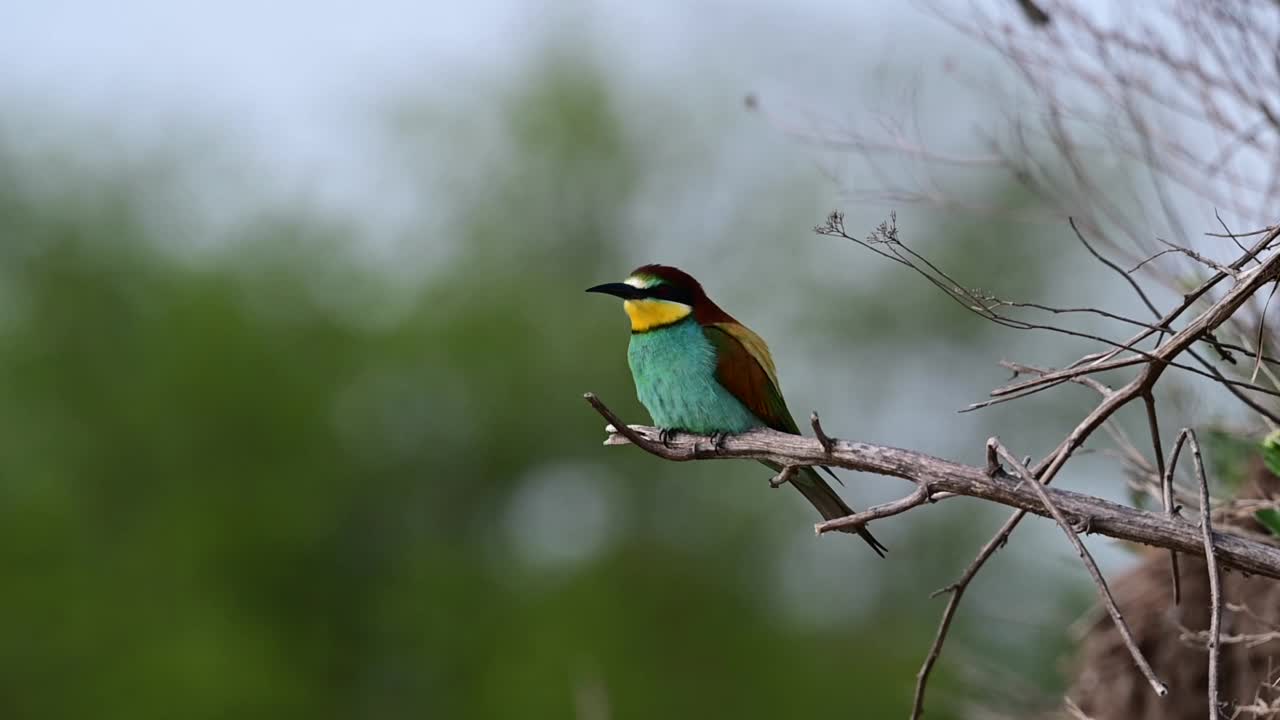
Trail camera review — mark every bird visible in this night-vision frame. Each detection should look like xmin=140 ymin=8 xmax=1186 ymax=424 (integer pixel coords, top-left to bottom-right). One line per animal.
xmin=587 ymin=264 xmax=887 ymax=556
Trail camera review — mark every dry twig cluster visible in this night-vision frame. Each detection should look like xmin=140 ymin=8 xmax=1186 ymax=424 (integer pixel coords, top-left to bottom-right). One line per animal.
xmin=586 ymin=216 xmax=1280 ymax=717
xmin=589 ymin=1 xmax=1280 ymax=716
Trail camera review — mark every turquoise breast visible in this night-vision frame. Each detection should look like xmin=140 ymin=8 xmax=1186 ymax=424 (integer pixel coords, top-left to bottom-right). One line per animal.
xmin=626 ymin=317 xmax=763 ymax=434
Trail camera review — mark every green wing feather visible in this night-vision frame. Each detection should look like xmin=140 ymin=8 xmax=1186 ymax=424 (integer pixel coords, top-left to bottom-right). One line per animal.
xmin=702 ymin=322 xmax=799 ymax=433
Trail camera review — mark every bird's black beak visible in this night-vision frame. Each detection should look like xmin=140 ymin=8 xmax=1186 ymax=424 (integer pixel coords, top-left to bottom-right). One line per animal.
xmin=585 ymin=282 xmax=643 ymax=300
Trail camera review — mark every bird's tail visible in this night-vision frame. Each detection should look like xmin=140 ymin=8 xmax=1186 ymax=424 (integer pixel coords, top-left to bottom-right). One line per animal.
xmin=789 ymin=465 xmax=888 ymax=558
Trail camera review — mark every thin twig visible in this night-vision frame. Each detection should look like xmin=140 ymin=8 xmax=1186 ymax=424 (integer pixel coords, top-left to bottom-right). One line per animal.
xmin=1128 ymin=248 xmax=1178 ymax=274
xmin=1180 ymin=627 xmax=1280 ymax=650
xmin=1063 ymin=696 xmax=1097 ymax=720
xmin=1146 ymin=392 xmax=1182 ymax=605
xmin=983 ymin=227 xmax=1280 ymax=401
xmin=1213 ymin=209 xmax=1254 ymax=264
xmin=1252 ymin=279 xmax=1278 ymax=383
xmin=990 ymin=438 xmax=1168 ymax=698
xmin=814 ymin=483 xmax=932 ymax=534
xmin=1070 ymin=216 xmax=1164 ymax=319
xmin=912 ymin=511 xmax=1019 ymax=720
xmin=909 ymin=225 xmax=1280 ymax=717
xmin=1156 ymin=236 xmax=1243 ymax=278
xmin=1205 ymin=225 xmax=1278 ymax=239
xmin=807 ymin=7 xmax=1280 ymax=712
xmin=1182 ymin=429 xmax=1222 ymax=719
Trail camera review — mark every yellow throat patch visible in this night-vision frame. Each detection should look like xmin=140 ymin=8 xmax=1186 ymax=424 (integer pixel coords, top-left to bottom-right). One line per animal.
xmin=623 ymin=299 xmax=692 ymax=332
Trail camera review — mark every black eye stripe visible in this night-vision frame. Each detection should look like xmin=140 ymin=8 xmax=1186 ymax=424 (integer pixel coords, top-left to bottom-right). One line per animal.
xmin=644 ymin=284 xmax=693 ymax=304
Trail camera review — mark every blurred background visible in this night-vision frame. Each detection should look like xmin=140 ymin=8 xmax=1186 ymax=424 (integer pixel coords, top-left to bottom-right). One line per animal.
xmin=0 ymin=1 xmax=1247 ymax=718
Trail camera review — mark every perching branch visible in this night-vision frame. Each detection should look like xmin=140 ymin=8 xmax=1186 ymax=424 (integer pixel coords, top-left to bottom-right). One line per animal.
xmin=583 ymin=393 xmax=1280 ymax=581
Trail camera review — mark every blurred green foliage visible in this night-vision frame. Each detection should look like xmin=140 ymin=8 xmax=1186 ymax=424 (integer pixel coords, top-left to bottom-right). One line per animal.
xmin=1202 ymin=427 xmax=1263 ymax=495
xmin=0 ymin=50 xmax=1094 ymax=719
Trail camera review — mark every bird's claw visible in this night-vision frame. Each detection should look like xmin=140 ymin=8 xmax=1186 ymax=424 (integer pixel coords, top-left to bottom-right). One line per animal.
xmin=658 ymin=428 xmax=675 ymax=447
xmin=711 ymin=432 xmax=729 ymax=452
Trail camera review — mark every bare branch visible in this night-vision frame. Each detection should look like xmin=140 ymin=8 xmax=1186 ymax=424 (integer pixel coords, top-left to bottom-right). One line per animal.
xmin=1252 ymin=280 xmax=1279 ymax=383
xmin=783 ymin=1 xmax=1280 ymax=713
xmin=912 ymin=506 xmax=1022 ymax=720
xmin=814 ymin=483 xmax=934 ymax=534
xmin=1179 ymin=429 xmax=1223 ymax=719
xmin=989 ymin=438 xmax=1168 ymax=698
xmin=1071 ymin=216 xmax=1162 ymax=319
xmin=585 ymin=394 xmax=1280 ymax=581
xmin=910 ymin=231 xmax=1280 ymax=712
xmin=1155 ymin=236 xmax=1243 ymax=279
xmin=1147 ymin=392 xmax=1182 ymax=606
xmin=824 ymin=214 xmax=1267 ymax=399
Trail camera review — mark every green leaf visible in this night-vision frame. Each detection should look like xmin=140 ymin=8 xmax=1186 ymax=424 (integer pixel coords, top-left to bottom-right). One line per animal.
xmin=1256 ymin=508 xmax=1280 ymax=537
xmin=1262 ymin=429 xmax=1280 ymax=479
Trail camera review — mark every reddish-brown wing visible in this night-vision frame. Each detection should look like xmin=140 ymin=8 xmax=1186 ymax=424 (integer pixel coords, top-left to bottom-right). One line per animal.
xmin=702 ymin=322 xmax=801 ymax=434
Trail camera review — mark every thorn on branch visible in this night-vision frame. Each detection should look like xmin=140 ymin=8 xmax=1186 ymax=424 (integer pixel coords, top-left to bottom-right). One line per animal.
xmin=985 ymin=437 xmax=1001 ymax=477
xmin=811 ymin=411 xmax=836 ymax=455
xmin=929 ymin=583 xmax=959 ymax=600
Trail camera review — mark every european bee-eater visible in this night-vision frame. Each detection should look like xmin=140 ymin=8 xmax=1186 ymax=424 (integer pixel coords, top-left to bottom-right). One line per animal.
xmin=587 ymin=264 xmax=887 ymax=556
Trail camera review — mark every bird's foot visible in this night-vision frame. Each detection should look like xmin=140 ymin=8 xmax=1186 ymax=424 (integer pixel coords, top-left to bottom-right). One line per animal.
xmin=658 ymin=428 xmax=675 ymax=447
xmin=710 ymin=432 xmax=729 ymax=453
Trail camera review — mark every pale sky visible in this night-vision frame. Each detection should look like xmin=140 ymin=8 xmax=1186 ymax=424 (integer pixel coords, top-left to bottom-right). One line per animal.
xmin=0 ymin=1 xmax=962 ymax=209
